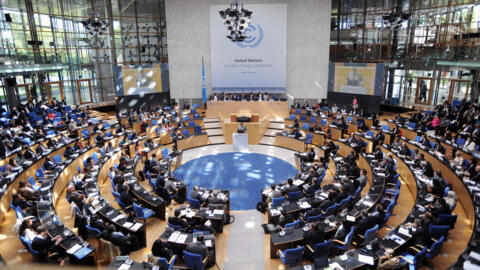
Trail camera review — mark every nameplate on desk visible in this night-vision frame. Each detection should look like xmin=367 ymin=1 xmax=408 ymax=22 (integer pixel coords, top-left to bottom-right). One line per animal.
xmin=398 ymin=227 xmax=412 ymax=237
xmin=66 ymin=243 xmax=82 ymax=254
xmin=131 ymin=223 xmax=142 ymax=231
xmin=346 ymin=215 xmax=355 ymax=222
xmin=123 ymin=222 xmax=133 ymax=229
xmin=270 ymin=209 xmax=281 ymax=216
xmin=293 ymin=180 xmax=304 ymax=186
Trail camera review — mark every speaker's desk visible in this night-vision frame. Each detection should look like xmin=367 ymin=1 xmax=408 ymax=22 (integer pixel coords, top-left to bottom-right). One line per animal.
xmin=206 ymin=101 xmax=289 ymax=121
xmin=223 ymin=120 xmax=270 ymax=145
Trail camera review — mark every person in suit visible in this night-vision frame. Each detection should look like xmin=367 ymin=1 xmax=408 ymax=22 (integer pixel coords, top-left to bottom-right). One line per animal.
xmin=266 ymin=184 xmax=282 ymax=205
xmin=12 ymin=193 xmax=37 ymax=216
xmin=433 ymin=139 xmax=446 ymax=155
xmin=303 ymin=201 xmax=323 ymax=220
xmin=151 ymin=239 xmax=174 ymax=260
xmin=421 ymin=160 xmax=434 ymax=178
xmin=43 ymin=157 xmax=57 ymax=171
xmin=193 ymin=218 xmax=217 ymax=235
xmin=207 ymin=190 xmax=225 ymax=205
xmin=284 ymin=178 xmax=300 ymax=193
xmin=23 ymin=147 xmax=35 ymax=161
xmin=190 ymin=186 xmax=202 ymax=200
xmin=168 ymin=209 xmax=187 ymax=228
xmin=119 ymin=184 xmax=136 ymax=208
xmin=31 ymin=225 xmax=64 ymax=263
xmin=303 ymin=222 xmax=325 ymax=259
xmin=185 ymin=234 xmax=214 ymax=265
xmin=237 ymin=122 xmax=247 ymax=133
xmin=355 ymin=169 xmax=367 ymax=188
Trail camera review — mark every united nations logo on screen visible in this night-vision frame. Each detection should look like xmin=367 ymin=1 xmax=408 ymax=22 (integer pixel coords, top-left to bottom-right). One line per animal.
xmin=237 ymin=24 xmax=263 ymax=48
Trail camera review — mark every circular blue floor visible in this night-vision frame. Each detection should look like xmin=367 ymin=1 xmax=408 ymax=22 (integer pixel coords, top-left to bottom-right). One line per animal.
xmin=173 ymin=152 xmax=298 ymax=210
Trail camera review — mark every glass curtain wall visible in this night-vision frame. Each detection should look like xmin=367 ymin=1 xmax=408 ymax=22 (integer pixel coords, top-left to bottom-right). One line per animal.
xmin=331 ymin=0 xmax=480 ymax=107
xmin=0 ymin=0 xmax=168 ymax=108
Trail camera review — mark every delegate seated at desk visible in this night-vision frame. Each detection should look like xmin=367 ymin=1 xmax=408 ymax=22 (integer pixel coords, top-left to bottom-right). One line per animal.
xmin=237 ymin=123 xmax=247 ymax=133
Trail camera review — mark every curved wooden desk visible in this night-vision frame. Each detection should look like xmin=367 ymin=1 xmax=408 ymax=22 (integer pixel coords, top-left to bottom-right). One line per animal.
xmin=272 ymin=134 xmax=305 ymax=152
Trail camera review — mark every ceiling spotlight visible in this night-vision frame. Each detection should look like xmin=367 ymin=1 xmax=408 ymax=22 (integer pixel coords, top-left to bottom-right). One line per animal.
xmin=219 ymin=1 xmax=253 ymax=42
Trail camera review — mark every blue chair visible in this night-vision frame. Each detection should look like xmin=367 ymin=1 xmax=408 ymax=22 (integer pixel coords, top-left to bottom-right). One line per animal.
xmin=193 ymin=229 xmax=211 ymax=235
xmin=357 ymin=224 xmax=378 ymax=246
xmin=300 ymin=116 xmax=307 ymax=122
xmin=414 ymin=136 xmax=421 ymax=142
xmin=85 ymin=224 xmax=102 ymax=238
xmin=310 ymin=117 xmax=317 ymax=123
xmin=307 ymin=239 xmax=332 ymax=259
xmin=194 ymin=114 xmax=200 ymax=119
xmin=152 ymin=120 xmax=158 ymax=126
xmin=162 ymin=148 xmax=170 ymax=159
xmin=287 ymin=191 xmax=302 ymax=202
xmin=182 ymin=130 xmax=190 ymax=137
xmin=278 ymin=246 xmax=304 ymax=267
xmin=194 ymin=125 xmax=202 ymax=134
xmin=133 ymin=202 xmax=155 ymax=222
xmin=190 ymin=108 xmax=197 ymax=114
xmin=408 ymin=122 xmax=416 ymax=129
xmin=188 ymin=121 xmax=195 ymax=127
xmin=339 ymin=195 xmax=351 ymax=209
xmin=382 ymin=125 xmax=390 ymax=131
xmin=188 ymin=198 xmax=202 ymax=209
xmin=168 ymin=222 xmax=184 ymax=230
xmin=284 ymin=219 xmax=302 ymax=229
xmin=158 ymin=255 xmax=177 ymax=270
xmin=333 ymin=226 xmax=354 ymax=252
xmin=383 ymin=212 xmax=392 ymax=224
xmin=46 ymin=130 xmax=55 ymax=136
xmin=437 ymin=214 xmax=457 ymax=229
xmin=429 ymin=224 xmax=450 ymax=239
xmin=386 ymin=199 xmax=396 ymax=213
xmin=346 ymin=116 xmax=354 ymax=122
xmin=183 ymin=250 xmax=207 ymax=270
xmin=192 ymin=104 xmax=198 ymax=109
xmin=426 ymin=236 xmax=445 ymax=259
xmin=295 ymin=109 xmax=302 ymax=114
xmin=430 ymin=141 xmax=436 ymax=149
xmin=456 ymin=137 xmax=466 ymax=146
xmin=28 ymin=176 xmax=41 ymax=191
xmin=81 ymin=129 xmax=90 ymax=139
xmin=320 ymin=119 xmax=327 ymax=126
xmin=366 ymin=130 xmax=374 ymax=137
xmin=53 ymin=154 xmax=62 ymax=164
xmin=322 ymin=203 xmax=338 ymax=217
xmin=271 ymin=196 xmax=285 ymax=208
xmin=289 ymin=115 xmax=296 ymax=120
xmin=302 ymin=123 xmax=309 ymax=130
xmin=305 ymin=133 xmax=313 ymax=144
xmin=399 ymin=246 xmax=427 ymax=270
xmin=304 ymin=213 xmax=323 ymax=223
xmin=20 ymin=235 xmax=40 ymax=260
xmin=182 ymin=115 xmax=190 ymax=122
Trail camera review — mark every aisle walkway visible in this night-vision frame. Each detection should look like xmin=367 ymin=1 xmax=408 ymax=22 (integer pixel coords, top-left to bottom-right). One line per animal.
xmin=222 ymin=210 xmax=265 ymax=270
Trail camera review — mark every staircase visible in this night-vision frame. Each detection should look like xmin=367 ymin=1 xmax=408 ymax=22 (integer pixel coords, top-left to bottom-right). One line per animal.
xmin=204 ymin=118 xmax=225 ymax=144
xmin=259 ymin=120 xmax=284 ymax=145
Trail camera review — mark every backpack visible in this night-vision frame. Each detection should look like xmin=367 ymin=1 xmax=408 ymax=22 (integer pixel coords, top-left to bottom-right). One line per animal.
xmin=256 ymin=201 xmax=267 ymax=214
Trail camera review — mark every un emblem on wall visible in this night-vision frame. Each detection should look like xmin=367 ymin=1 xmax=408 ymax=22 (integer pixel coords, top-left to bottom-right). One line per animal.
xmin=236 ymin=24 xmax=263 ymax=48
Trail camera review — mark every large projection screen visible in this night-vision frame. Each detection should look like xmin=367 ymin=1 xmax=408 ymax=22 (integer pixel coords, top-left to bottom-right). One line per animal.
xmin=209 ymin=4 xmax=287 ymax=92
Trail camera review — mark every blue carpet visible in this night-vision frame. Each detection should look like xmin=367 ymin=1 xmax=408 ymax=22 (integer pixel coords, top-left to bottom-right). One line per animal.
xmin=173 ymin=152 xmax=298 ymax=210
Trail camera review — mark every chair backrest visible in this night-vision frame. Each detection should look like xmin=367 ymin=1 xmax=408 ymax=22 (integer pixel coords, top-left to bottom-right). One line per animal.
xmin=412 ymin=246 xmax=428 ymax=267
xmin=324 ymin=203 xmax=338 ymax=216
xmin=92 ymin=152 xmax=99 ymax=163
xmin=35 ymin=168 xmax=44 ymax=178
xmin=427 ymin=236 xmax=445 ymax=258
xmin=287 ymin=191 xmax=302 ymax=202
xmin=382 ymin=125 xmax=390 ymax=131
xmin=46 ymin=130 xmax=55 ymax=136
xmin=437 ymin=214 xmax=457 ymax=229
xmin=271 ymin=196 xmax=285 ymax=208
xmin=188 ymin=121 xmax=195 ymax=127
xmin=300 ymin=116 xmax=307 ymax=122
xmin=320 ymin=119 xmax=327 ymax=126
xmin=295 ymin=109 xmax=302 ymax=114
xmin=302 ymin=123 xmax=310 ymax=130
xmin=306 ymin=133 xmax=313 ymax=140
xmin=86 ymin=224 xmax=102 ymax=236
xmin=429 ymin=224 xmax=450 ymax=239
xmin=408 ymin=122 xmax=416 ymax=129
xmin=383 ymin=212 xmax=392 ymax=224
xmin=282 ymin=246 xmax=304 ymax=266
xmin=152 ymin=120 xmax=158 ymax=126
xmin=343 ymin=226 xmax=355 ymax=249
xmin=53 ymin=154 xmax=62 ymax=164
xmin=456 ymin=137 xmax=466 ymax=146
xmin=362 ymin=224 xmax=378 ymax=245
xmin=132 ymin=202 xmax=144 ymax=218
xmin=366 ymin=130 xmax=374 ymax=137
xmin=347 ymin=116 xmax=354 ymax=122
xmin=310 ymin=117 xmax=317 ymax=123
xmin=183 ymin=250 xmax=204 ymax=270
xmin=305 ymin=213 xmax=323 ymax=223
xmin=168 ymin=222 xmax=183 ymax=230
xmin=194 ymin=125 xmax=202 ymax=134
xmin=188 ymin=198 xmax=201 ymax=209
xmin=182 ymin=130 xmax=190 ymax=137
xmin=111 ymin=190 xmax=120 ymax=198
xmin=415 ymin=136 xmax=421 ymax=142
xmin=284 ymin=219 xmax=301 ymax=229
xmin=314 ymin=239 xmax=332 ymax=257
xmin=289 ymin=115 xmax=296 ymax=120
xmin=28 ymin=176 xmax=37 ymax=187
xmin=182 ymin=115 xmax=189 ymax=122
xmin=430 ymin=141 xmax=435 ymax=149
xmin=386 ymin=200 xmax=396 ymax=213
xmin=339 ymin=196 xmax=351 ymax=209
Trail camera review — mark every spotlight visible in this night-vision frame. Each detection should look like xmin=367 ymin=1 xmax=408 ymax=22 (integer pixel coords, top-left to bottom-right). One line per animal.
xmin=219 ymin=1 xmax=253 ymax=42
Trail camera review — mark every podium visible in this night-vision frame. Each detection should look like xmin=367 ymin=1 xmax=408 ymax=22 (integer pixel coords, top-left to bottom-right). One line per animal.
xmin=233 ymin=133 xmax=248 ymax=152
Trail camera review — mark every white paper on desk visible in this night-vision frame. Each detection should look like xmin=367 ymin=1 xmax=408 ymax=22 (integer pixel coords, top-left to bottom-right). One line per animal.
xmin=299 ymin=202 xmax=311 ymax=209
xmin=340 ymin=254 xmax=348 ymax=261
xmin=112 ymin=214 xmax=126 ymax=222
xmin=363 ymin=200 xmax=374 ymax=207
xmin=168 ymin=231 xmax=181 ymax=242
xmin=180 ymin=210 xmax=188 ymax=216
xmin=66 ymin=244 xmax=82 ymax=254
xmin=186 ymin=212 xmax=195 ymax=218
xmin=391 ymin=234 xmax=406 ymax=245
xmin=346 ymin=215 xmax=355 ymax=222
xmin=262 ymin=189 xmax=270 ymax=195
xmin=131 ymin=223 xmax=142 ymax=231
xmin=205 ymin=240 xmax=212 ymax=247
xmin=176 ymin=234 xmax=188 ymax=244
xmin=123 ymin=222 xmax=133 ymax=228
xmin=118 ymin=263 xmax=131 ymax=270
xmin=398 ymin=227 xmax=412 ymax=237
xmin=376 ymin=172 xmax=385 ymax=177
xmin=213 ymin=209 xmax=224 ymax=215
xmin=270 ymin=209 xmax=281 ymax=216
xmin=329 ymin=262 xmax=344 ymax=270
xmin=293 ymin=180 xmax=304 ymax=186
xmin=358 ymin=254 xmax=374 ymax=265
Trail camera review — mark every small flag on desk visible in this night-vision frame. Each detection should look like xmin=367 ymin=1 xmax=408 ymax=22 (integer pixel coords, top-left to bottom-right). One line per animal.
xmin=202 ymin=57 xmax=207 ymax=104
